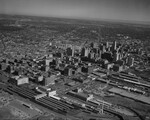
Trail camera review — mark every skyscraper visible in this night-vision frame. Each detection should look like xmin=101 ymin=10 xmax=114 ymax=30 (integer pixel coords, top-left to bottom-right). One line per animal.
xmin=85 ymin=48 xmax=90 ymax=57
xmin=106 ymin=41 xmax=109 ymax=48
xmin=66 ymin=47 xmax=73 ymax=56
xmin=113 ymin=41 xmax=117 ymax=50
xmin=102 ymin=45 xmax=106 ymax=53
xmin=72 ymin=46 xmax=75 ymax=57
xmin=113 ymin=51 xmax=119 ymax=62
xmin=127 ymin=56 xmax=134 ymax=66
xmin=81 ymin=47 xmax=90 ymax=57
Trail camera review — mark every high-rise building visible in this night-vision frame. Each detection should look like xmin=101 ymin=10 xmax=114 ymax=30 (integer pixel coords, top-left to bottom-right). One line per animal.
xmin=66 ymin=46 xmax=75 ymax=57
xmin=85 ymin=48 xmax=90 ymax=57
xmin=81 ymin=47 xmax=90 ymax=57
xmin=45 ymin=58 xmax=53 ymax=71
xmin=113 ymin=52 xmax=119 ymax=62
xmin=127 ymin=56 xmax=134 ymax=66
xmin=113 ymin=41 xmax=117 ymax=50
xmin=118 ymin=53 xmax=123 ymax=60
xmin=43 ymin=75 xmax=56 ymax=86
xmin=66 ymin=47 xmax=73 ymax=56
xmin=100 ymin=50 xmax=102 ymax=58
xmin=88 ymin=52 xmax=95 ymax=59
xmin=106 ymin=41 xmax=109 ymax=48
xmin=72 ymin=46 xmax=75 ymax=57
xmin=102 ymin=45 xmax=106 ymax=53
xmin=64 ymin=67 xmax=73 ymax=76
xmin=81 ymin=48 xmax=85 ymax=56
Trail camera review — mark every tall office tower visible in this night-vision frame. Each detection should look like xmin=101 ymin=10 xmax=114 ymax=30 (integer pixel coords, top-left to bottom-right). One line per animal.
xmin=102 ymin=45 xmax=106 ymax=53
xmin=127 ymin=56 xmax=134 ymax=66
xmin=113 ymin=51 xmax=119 ymax=62
xmin=108 ymin=46 xmax=111 ymax=52
xmin=99 ymin=50 xmax=102 ymax=59
xmin=106 ymin=41 xmax=109 ymax=48
xmin=119 ymin=53 xmax=122 ymax=60
xmin=84 ymin=48 xmax=90 ymax=57
xmin=45 ymin=57 xmax=53 ymax=72
xmin=66 ymin=47 xmax=73 ymax=56
xmin=88 ymin=52 xmax=95 ymax=59
xmin=81 ymin=47 xmax=90 ymax=57
xmin=81 ymin=48 xmax=85 ymax=56
xmin=113 ymin=41 xmax=117 ymax=50
xmin=72 ymin=46 xmax=75 ymax=57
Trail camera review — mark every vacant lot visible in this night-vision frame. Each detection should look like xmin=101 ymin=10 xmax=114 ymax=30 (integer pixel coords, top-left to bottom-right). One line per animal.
xmin=0 ymin=107 xmax=19 ymax=120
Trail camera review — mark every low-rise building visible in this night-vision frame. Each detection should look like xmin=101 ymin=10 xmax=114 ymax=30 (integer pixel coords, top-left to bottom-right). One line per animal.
xmin=48 ymin=90 xmax=57 ymax=97
xmin=43 ymin=74 xmax=56 ymax=86
xmin=67 ymin=91 xmax=93 ymax=101
xmin=113 ymin=64 xmax=123 ymax=72
xmin=36 ymin=86 xmax=51 ymax=93
xmin=11 ymin=75 xmax=29 ymax=85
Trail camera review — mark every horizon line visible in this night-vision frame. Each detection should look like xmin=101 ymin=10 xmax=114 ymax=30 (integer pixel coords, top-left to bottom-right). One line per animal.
xmin=0 ymin=13 xmax=150 ymax=25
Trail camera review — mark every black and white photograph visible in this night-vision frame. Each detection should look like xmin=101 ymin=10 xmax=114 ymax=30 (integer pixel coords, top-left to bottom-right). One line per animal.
xmin=0 ymin=0 xmax=150 ymax=120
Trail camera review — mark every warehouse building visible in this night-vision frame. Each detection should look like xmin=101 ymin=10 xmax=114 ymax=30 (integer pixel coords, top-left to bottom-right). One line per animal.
xmin=67 ymin=91 xmax=93 ymax=101
xmin=11 ymin=75 xmax=29 ymax=85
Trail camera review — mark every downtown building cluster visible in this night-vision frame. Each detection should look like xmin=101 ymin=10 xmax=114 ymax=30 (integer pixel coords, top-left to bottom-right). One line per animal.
xmin=0 ymin=40 xmax=143 ymax=86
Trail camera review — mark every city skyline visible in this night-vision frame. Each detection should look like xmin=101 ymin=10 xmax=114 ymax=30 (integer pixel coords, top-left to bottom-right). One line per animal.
xmin=0 ymin=0 xmax=150 ymax=23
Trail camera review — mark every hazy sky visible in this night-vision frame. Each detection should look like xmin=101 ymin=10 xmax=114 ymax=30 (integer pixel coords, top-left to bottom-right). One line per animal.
xmin=0 ymin=0 xmax=150 ymax=22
